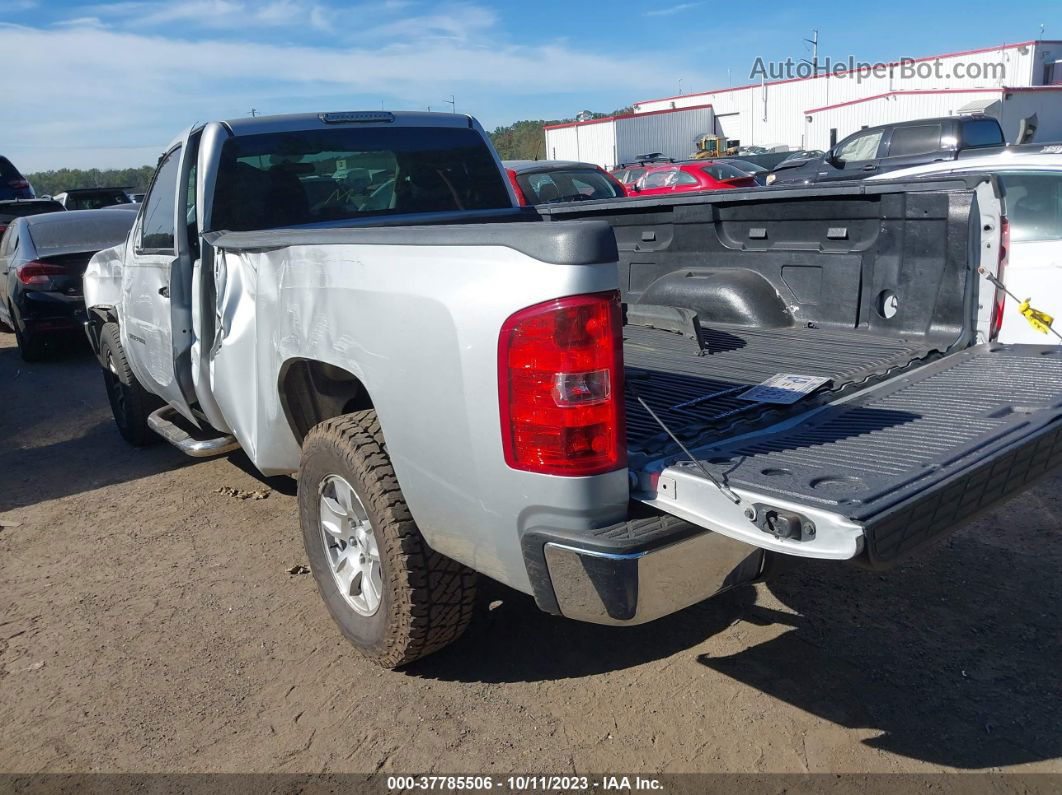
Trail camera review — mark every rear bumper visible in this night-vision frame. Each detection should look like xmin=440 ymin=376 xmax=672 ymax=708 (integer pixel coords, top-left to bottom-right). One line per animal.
xmin=17 ymin=292 xmax=85 ymax=332
xmin=522 ymin=515 xmax=765 ymax=625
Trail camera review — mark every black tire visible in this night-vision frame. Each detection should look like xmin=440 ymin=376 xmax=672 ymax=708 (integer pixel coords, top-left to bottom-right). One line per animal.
xmin=99 ymin=322 xmax=162 ymax=446
xmin=11 ymin=305 xmax=46 ymax=361
xmin=298 ymin=411 xmax=477 ymax=668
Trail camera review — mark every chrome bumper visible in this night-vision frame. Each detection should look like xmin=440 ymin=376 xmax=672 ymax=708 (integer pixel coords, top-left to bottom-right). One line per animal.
xmin=542 ymin=528 xmax=764 ymax=625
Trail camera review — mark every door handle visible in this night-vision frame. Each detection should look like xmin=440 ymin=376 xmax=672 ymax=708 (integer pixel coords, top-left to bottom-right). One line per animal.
xmin=862 ymin=164 xmax=877 ymax=171
xmin=158 ymin=285 xmax=169 ymax=298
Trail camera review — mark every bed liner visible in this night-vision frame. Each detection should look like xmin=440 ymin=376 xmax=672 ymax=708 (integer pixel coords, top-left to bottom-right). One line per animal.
xmin=633 ymin=343 xmax=1062 ymax=565
xmin=624 ymin=321 xmax=938 ymax=457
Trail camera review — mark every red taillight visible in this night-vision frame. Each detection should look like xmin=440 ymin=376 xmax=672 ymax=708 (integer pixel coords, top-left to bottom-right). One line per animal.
xmin=498 ymin=291 xmax=626 ymax=476
xmin=990 ymin=217 xmax=1010 ymax=340
xmin=8 ymin=179 xmax=29 ymax=190
xmin=506 ymin=168 xmax=529 ymax=206
xmin=17 ymin=260 xmax=68 ymax=287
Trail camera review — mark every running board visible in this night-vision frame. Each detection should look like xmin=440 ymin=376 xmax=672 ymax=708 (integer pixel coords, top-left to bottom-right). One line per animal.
xmin=147 ymin=406 xmax=240 ymax=458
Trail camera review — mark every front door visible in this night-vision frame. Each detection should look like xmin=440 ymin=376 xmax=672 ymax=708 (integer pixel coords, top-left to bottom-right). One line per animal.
xmin=121 ymin=140 xmax=198 ymax=421
xmin=817 ymin=129 xmax=886 ymax=182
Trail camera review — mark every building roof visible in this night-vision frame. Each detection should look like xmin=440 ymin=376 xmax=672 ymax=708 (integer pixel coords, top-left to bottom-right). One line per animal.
xmin=634 ymin=40 xmax=1062 ymax=109
xmin=804 ymin=86 xmax=1062 ymax=115
xmin=543 ymin=103 xmax=713 ymax=131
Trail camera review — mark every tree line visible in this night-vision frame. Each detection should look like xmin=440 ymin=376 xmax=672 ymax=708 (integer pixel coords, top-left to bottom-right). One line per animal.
xmin=25 ymin=166 xmax=156 ymax=198
xmin=489 ymin=108 xmax=633 ymax=161
xmin=25 ymin=110 xmax=634 ymax=194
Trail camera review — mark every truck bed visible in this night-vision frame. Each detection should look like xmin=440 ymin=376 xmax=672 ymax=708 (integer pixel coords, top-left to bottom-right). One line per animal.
xmin=624 ymin=322 xmax=933 ymax=456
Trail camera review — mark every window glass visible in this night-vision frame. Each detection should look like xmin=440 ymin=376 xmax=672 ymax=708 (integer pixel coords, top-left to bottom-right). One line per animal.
xmin=643 ymin=169 xmax=675 ymax=189
xmin=517 ymin=170 xmax=620 ymax=203
xmin=626 ymin=167 xmax=646 ymax=182
xmin=836 ymin=131 xmax=883 ymax=163
xmin=140 ymin=149 xmax=181 ymax=251
xmin=65 ymin=190 xmax=131 ymax=211
xmin=1001 ymin=172 xmax=1062 ymax=242
xmin=963 ymin=119 xmax=1004 ymax=148
xmin=674 ymin=171 xmax=699 ymax=186
xmin=211 ymin=126 xmax=510 ymax=231
xmin=702 ymin=163 xmax=747 ymax=181
xmin=887 ymin=125 xmax=942 ymax=157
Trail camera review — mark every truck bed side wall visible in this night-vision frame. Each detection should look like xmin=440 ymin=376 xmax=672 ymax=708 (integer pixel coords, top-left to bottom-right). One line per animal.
xmin=544 ymin=187 xmax=983 ymax=351
xmin=209 ymin=240 xmax=627 ymax=593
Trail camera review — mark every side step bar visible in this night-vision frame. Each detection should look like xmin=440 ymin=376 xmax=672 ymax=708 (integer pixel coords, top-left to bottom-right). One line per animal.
xmin=147 ymin=406 xmax=240 ymax=458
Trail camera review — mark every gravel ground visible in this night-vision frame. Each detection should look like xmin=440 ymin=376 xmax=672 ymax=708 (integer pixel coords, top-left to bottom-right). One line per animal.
xmin=1 ymin=331 xmax=1060 ymax=774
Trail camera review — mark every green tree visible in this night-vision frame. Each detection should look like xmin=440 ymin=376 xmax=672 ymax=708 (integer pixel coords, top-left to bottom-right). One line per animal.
xmin=489 ymin=108 xmax=634 ymax=161
xmin=25 ymin=166 xmax=156 ymax=197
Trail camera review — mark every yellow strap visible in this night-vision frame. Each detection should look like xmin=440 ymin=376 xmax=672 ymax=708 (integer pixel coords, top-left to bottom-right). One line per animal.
xmin=1019 ymin=299 xmax=1055 ymax=335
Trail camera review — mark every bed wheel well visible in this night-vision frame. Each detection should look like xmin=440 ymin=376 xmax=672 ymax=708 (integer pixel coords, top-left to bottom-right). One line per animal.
xmin=278 ymin=359 xmax=374 ymax=443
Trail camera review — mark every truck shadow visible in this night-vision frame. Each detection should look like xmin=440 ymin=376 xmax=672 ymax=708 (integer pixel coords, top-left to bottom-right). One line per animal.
xmin=406 ymin=580 xmax=756 ymax=683
xmin=415 ymin=497 xmax=1061 ymax=769
xmin=0 ymin=418 xmax=197 ymax=512
xmin=705 ymin=517 xmax=1062 ymax=769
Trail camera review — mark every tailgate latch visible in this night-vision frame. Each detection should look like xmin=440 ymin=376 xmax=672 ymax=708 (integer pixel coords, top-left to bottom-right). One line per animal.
xmin=752 ymin=504 xmax=816 ymax=541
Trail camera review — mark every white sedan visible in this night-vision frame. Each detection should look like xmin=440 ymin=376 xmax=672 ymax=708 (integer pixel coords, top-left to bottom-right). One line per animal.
xmin=871 ymin=147 xmax=1062 ymax=344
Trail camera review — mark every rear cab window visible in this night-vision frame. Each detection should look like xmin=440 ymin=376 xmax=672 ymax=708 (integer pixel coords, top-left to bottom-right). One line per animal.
xmin=210 ymin=126 xmax=511 ymax=231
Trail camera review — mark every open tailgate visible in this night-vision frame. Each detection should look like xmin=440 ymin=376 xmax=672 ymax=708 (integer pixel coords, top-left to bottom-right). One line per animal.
xmin=635 ymin=344 xmax=1062 ymax=568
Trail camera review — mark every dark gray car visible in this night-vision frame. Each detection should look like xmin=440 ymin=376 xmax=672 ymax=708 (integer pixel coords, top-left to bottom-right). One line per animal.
xmin=0 ymin=208 xmax=134 ymax=360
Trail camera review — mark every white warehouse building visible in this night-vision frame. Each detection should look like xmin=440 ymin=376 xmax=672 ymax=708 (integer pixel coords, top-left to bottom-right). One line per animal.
xmin=545 ymin=39 xmax=1062 ymax=168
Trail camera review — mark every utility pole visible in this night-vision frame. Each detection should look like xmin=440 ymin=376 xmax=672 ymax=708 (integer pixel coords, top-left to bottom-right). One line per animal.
xmin=445 ymin=94 xmax=455 ymax=113
xmin=249 ymin=108 xmax=257 ymax=117
xmin=802 ymin=29 xmax=821 ymax=74
xmin=678 ymin=78 xmax=683 ymax=95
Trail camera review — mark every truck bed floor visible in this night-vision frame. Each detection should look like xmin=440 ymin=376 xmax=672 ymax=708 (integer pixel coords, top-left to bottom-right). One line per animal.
xmin=624 ymin=323 xmax=934 ymax=455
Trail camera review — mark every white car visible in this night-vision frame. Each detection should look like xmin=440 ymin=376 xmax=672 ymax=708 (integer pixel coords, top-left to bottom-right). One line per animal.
xmin=871 ymin=147 xmax=1062 ymax=344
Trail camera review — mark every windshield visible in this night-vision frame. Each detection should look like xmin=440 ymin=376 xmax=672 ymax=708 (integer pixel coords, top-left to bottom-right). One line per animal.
xmin=1002 ymin=172 xmax=1062 ymax=242
xmin=211 ymin=126 xmax=511 ymax=231
xmin=516 ymin=168 xmax=621 ymax=203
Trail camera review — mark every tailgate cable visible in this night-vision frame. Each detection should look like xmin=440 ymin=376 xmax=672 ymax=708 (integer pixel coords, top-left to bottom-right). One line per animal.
xmin=630 ymin=386 xmax=743 ymax=505
xmin=978 ymin=267 xmax=1062 ymax=341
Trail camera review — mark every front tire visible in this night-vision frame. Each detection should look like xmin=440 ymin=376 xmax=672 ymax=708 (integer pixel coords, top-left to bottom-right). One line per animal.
xmin=298 ymin=411 xmax=477 ymax=668
xmin=99 ymin=322 xmax=162 ymax=446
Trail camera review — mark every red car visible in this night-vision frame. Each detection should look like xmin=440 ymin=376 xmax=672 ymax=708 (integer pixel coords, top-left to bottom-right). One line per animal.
xmin=630 ymin=161 xmax=757 ymax=195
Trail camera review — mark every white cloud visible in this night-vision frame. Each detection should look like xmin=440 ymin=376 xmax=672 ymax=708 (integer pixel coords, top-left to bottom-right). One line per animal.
xmin=0 ymin=5 xmax=689 ymax=170
xmin=644 ymin=2 xmax=702 ymax=16
xmin=54 ymin=16 xmax=107 ymax=29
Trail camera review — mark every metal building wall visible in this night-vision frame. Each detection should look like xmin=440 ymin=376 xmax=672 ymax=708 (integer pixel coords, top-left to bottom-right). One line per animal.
xmin=544 ymin=126 xmax=579 ymax=161
xmin=631 ymin=41 xmax=1052 ymax=148
xmin=575 ymin=120 xmax=617 ymax=168
xmin=614 ymin=107 xmax=716 ymax=165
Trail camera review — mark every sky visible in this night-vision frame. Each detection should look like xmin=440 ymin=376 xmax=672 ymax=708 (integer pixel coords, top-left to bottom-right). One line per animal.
xmin=0 ymin=0 xmax=1057 ymax=171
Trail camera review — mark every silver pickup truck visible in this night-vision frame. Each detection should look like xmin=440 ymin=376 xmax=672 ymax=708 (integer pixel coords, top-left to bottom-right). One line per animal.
xmin=84 ymin=111 xmax=1062 ymax=668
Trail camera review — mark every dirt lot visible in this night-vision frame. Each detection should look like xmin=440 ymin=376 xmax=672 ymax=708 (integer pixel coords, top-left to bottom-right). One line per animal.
xmin=1 ymin=331 xmax=1060 ymax=775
